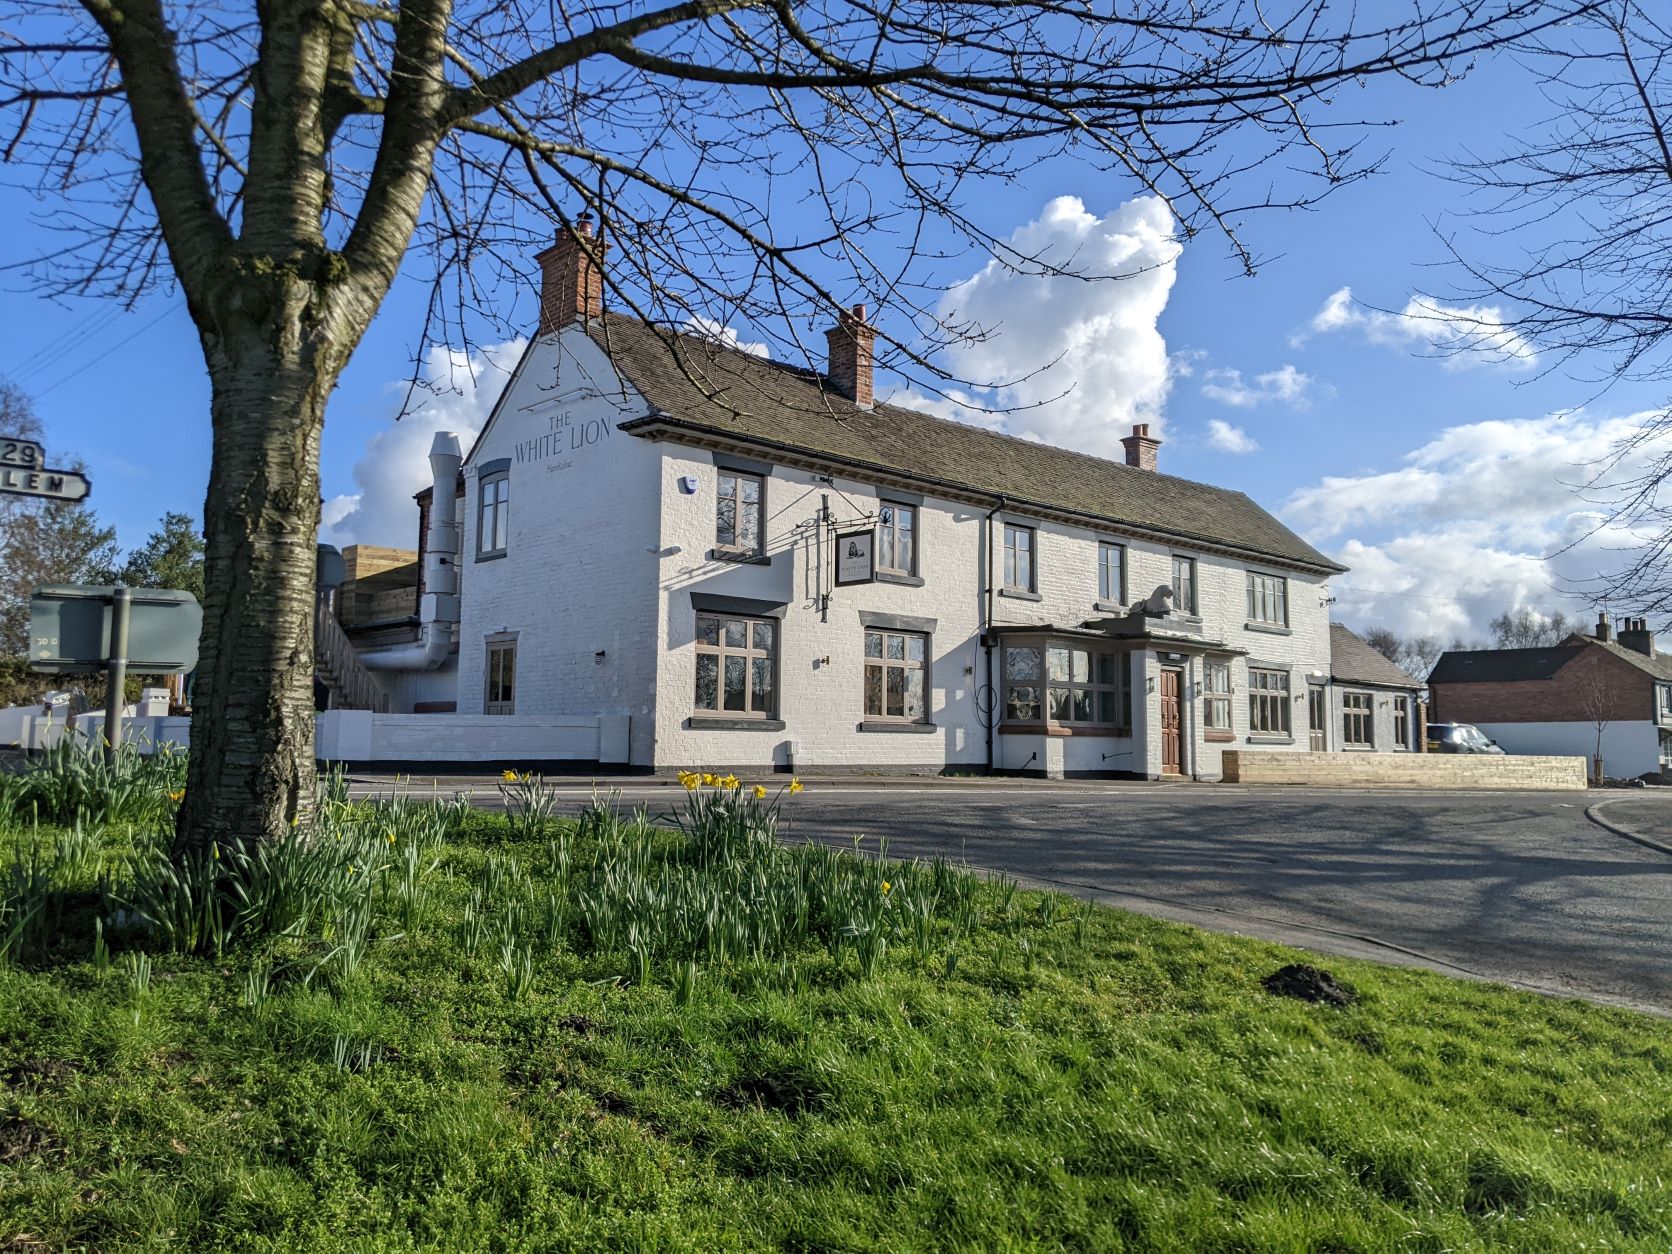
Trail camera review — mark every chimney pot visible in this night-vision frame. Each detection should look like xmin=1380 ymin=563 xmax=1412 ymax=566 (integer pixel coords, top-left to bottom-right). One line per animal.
xmin=1595 ymin=612 xmax=1611 ymax=644
xmin=534 ymin=211 xmax=607 ymax=334
xmin=1121 ymin=423 xmax=1163 ymax=472
xmin=825 ymin=303 xmax=876 ymax=409
xmin=1619 ymin=616 xmax=1657 ymax=658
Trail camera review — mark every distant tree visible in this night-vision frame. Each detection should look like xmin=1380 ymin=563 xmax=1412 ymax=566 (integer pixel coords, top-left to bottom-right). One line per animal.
xmin=120 ymin=513 xmax=205 ymax=601
xmin=0 ymin=497 xmax=119 ymax=656
xmin=1487 ymin=606 xmax=1574 ymax=649
xmin=1361 ymin=627 xmax=1445 ymax=680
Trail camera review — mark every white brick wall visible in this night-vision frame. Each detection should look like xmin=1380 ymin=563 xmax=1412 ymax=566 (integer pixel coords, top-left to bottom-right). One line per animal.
xmin=455 ymin=332 xmax=664 ymax=764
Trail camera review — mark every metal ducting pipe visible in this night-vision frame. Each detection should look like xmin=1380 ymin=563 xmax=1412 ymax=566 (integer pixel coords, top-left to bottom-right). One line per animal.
xmin=362 ymin=431 xmax=463 ymax=671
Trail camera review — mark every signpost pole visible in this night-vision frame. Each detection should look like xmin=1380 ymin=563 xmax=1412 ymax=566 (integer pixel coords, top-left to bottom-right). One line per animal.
xmin=104 ymin=586 xmax=131 ymax=765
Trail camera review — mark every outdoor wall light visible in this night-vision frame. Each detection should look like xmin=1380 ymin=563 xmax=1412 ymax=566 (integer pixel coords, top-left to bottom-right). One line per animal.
xmin=594 ymin=650 xmax=607 ymax=664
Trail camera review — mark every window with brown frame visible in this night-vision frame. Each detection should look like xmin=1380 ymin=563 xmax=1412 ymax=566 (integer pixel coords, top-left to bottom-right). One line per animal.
xmin=1342 ymin=691 xmax=1374 ymax=747
xmin=1098 ymin=541 xmax=1125 ymax=604
xmin=694 ymin=613 xmax=776 ymax=717
xmin=1003 ymin=524 xmax=1035 ymax=592
xmin=1002 ymin=640 xmax=1129 ymax=730
xmin=877 ymin=503 xmax=917 ymax=576
xmin=864 ymin=630 xmax=928 ymax=722
xmin=485 ymin=637 xmax=516 ymax=715
xmin=1204 ymin=658 xmax=1233 ymax=731
xmin=1248 ymin=667 xmax=1290 ymax=735
xmin=1245 ymin=571 xmax=1288 ymax=627
xmin=1172 ymin=555 xmax=1197 ymax=615
xmin=715 ymin=471 xmax=764 ymax=555
xmin=477 ymin=473 xmax=510 ymax=557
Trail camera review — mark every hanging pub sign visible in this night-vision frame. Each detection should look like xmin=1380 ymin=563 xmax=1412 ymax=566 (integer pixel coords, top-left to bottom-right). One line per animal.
xmin=834 ymin=529 xmax=875 ymax=586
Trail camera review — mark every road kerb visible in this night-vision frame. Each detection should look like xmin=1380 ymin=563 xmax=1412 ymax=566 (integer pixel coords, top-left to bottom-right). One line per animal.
xmin=1586 ymin=797 xmax=1672 ymax=858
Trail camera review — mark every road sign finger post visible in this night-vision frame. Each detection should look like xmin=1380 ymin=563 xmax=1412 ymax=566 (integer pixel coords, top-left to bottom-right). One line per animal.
xmin=1 ymin=434 xmax=92 ymax=503
xmin=29 ymin=585 xmax=203 ymax=764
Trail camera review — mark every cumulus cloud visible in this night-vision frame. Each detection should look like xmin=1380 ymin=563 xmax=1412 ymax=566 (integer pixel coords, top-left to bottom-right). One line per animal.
xmin=931 ymin=194 xmax=1181 ymax=456
xmin=685 ymin=316 xmax=770 ymax=359
xmin=1206 ymin=419 xmax=1259 ymax=454
xmin=1297 ymin=285 xmax=1537 ymax=370
xmin=1282 ymin=410 xmax=1668 ymax=639
xmin=1200 ymin=363 xmax=1319 ymax=408
xmin=321 ymin=338 xmax=526 ymax=549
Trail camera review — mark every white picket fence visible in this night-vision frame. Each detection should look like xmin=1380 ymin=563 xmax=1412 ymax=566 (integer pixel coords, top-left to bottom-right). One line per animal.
xmin=1 ymin=706 xmax=630 ymax=766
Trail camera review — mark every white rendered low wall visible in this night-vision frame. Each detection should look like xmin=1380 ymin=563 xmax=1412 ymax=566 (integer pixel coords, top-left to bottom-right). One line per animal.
xmin=1473 ymin=720 xmax=1661 ymax=780
xmin=316 ymin=711 xmax=630 ymax=764
xmin=7 ymin=710 xmax=630 ymax=766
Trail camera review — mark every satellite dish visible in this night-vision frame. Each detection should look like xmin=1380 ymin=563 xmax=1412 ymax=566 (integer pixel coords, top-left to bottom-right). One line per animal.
xmin=1140 ymin=584 xmax=1175 ymax=617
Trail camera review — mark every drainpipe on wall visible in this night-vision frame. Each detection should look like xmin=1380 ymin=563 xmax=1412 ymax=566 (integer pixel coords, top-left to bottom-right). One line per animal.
xmin=361 ymin=431 xmax=464 ymax=672
xmin=982 ymin=495 xmax=1007 ymax=774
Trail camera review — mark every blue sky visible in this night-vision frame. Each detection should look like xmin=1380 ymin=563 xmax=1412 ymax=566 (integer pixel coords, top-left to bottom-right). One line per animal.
xmin=1 ymin=40 xmax=1659 ymax=645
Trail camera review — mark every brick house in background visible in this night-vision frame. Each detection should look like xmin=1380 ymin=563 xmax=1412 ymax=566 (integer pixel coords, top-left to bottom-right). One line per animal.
xmin=1427 ymin=615 xmax=1672 ymax=777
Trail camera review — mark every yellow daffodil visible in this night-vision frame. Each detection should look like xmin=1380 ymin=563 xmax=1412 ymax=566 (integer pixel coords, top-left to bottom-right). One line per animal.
xmin=501 ymin=769 xmax=519 ymax=782
xmin=386 ymin=831 xmax=396 ymax=845
xmin=211 ymin=844 xmax=220 ymax=862
xmin=881 ymin=880 xmax=891 ymax=894
xmin=722 ymin=774 xmax=740 ymax=789
xmin=682 ymin=774 xmax=700 ymax=792
xmin=702 ymin=773 xmax=717 ymax=786
xmin=168 ymin=789 xmax=185 ymax=803
xmin=753 ymin=784 xmax=767 ymax=800
xmin=788 ymin=779 xmax=804 ymax=795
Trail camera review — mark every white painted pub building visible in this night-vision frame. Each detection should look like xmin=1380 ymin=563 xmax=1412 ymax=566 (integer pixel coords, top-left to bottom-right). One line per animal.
xmin=371 ymin=223 xmax=1420 ymax=778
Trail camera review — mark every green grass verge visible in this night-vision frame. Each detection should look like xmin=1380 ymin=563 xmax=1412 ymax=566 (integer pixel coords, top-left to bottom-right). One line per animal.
xmin=2 ymin=808 xmax=1669 ymax=1251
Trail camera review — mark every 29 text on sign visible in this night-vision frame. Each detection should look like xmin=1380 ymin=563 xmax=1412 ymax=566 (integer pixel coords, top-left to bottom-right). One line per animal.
xmin=1 ymin=437 xmax=44 ymax=468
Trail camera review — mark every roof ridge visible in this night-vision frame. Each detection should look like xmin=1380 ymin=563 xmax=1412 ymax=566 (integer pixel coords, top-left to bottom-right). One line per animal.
xmin=595 ymin=311 xmax=1266 ymax=502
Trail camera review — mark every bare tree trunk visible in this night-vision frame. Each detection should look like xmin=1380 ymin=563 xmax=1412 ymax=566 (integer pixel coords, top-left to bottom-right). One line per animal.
xmin=174 ymin=319 xmax=339 ymax=855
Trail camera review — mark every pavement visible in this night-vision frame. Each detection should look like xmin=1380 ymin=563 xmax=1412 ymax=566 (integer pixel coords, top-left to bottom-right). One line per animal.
xmin=349 ymin=773 xmax=1672 ymax=1016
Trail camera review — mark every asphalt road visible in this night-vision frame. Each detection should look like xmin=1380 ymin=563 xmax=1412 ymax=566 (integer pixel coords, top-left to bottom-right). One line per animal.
xmin=352 ymin=776 xmax=1672 ymax=1014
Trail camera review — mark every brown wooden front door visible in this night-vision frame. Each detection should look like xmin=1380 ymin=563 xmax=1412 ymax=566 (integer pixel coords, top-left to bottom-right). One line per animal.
xmin=1308 ymin=682 xmax=1327 ymax=751
xmin=1160 ymin=667 xmax=1183 ymax=775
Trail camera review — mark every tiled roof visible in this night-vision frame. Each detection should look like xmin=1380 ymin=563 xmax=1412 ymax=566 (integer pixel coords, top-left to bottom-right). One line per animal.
xmin=1429 ymin=637 xmax=1672 ymax=685
xmin=1427 ymin=647 xmax=1579 ymax=685
xmin=1330 ymin=623 xmax=1424 ymax=689
xmin=1564 ymin=635 xmax=1672 ymax=682
xmin=589 ymin=316 xmax=1344 ymax=573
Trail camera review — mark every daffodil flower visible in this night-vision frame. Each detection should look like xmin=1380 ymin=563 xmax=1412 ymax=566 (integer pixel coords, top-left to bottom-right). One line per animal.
xmin=788 ymin=779 xmax=804 ymax=795
xmin=502 ymin=769 xmax=519 ymax=782
xmin=721 ymin=774 xmax=740 ymax=790
xmin=881 ymin=880 xmax=891 ymax=894
xmin=702 ymin=773 xmax=717 ymax=786
xmin=753 ymin=784 xmax=767 ymax=800
xmin=682 ymin=775 xmax=700 ymax=792
xmin=386 ymin=831 xmax=396 ymax=845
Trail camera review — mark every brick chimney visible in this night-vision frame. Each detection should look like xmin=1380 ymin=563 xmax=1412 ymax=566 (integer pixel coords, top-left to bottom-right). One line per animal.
xmin=1594 ymin=611 xmax=1611 ymax=644
xmin=1619 ymin=616 xmax=1657 ymax=658
xmin=825 ymin=303 xmax=875 ymax=409
xmin=1121 ymin=423 xmax=1162 ymax=472
xmin=534 ymin=212 xmax=606 ymax=333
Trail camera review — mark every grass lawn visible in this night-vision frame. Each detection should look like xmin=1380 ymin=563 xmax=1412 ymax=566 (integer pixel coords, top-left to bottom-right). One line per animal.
xmin=1 ymin=771 xmax=1669 ymax=1251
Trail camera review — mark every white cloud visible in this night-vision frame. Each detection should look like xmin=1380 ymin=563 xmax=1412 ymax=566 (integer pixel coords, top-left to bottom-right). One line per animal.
xmin=1200 ymin=363 xmax=1319 ymax=408
xmin=932 ymin=194 xmax=1181 ymax=456
xmin=1282 ymin=410 xmax=1670 ymax=639
xmin=1206 ymin=419 xmax=1259 ymax=454
xmin=321 ymin=338 xmax=526 ymax=550
xmin=684 ymin=316 xmax=770 ymax=359
xmin=1298 ymin=285 xmax=1537 ymax=370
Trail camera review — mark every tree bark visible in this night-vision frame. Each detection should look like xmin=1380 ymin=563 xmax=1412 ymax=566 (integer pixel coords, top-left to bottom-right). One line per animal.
xmin=173 ymin=292 xmax=345 ymax=855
